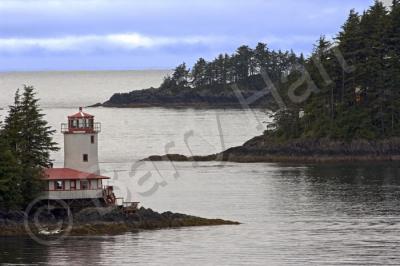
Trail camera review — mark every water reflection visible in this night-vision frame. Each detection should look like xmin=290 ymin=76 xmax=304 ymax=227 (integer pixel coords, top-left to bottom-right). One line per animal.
xmin=300 ymin=162 xmax=400 ymax=217
xmin=45 ymin=237 xmax=118 ymax=265
xmin=264 ymin=162 xmax=400 ymax=218
xmin=0 ymin=236 xmax=121 ymax=265
xmin=0 ymin=237 xmax=48 ymax=264
xmin=303 ymin=162 xmax=400 ymax=185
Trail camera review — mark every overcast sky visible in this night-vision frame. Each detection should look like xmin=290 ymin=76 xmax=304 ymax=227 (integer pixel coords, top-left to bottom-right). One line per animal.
xmin=0 ymin=0 xmax=390 ymax=71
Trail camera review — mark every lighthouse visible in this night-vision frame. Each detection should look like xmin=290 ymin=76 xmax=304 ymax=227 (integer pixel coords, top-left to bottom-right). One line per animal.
xmin=61 ymin=107 xmax=101 ymax=174
xmin=39 ymin=108 xmax=138 ymax=211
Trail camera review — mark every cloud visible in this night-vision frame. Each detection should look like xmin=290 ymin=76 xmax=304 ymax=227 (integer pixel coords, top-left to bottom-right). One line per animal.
xmin=0 ymin=33 xmax=224 ymax=55
xmin=0 ymin=0 xmax=378 ymax=70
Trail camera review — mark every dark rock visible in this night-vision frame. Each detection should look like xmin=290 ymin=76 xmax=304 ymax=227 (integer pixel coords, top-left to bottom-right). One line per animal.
xmin=0 ymin=206 xmax=239 ymax=236
xmin=74 ymin=207 xmax=125 ymax=223
xmin=144 ymin=154 xmax=190 ymax=161
xmin=142 ymin=137 xmax=400 ymax=163
xmin=6 ymin=211 xmax=25 ymax=222
xmin=0 ymin=210 xmax=6 ymax=220
xmin=87 ymin=102 xmax=102 ymax=107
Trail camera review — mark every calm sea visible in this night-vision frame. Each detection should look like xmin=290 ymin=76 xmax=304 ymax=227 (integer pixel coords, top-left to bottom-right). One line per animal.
xmin=1 ymin=71 xmax=400 ymax=265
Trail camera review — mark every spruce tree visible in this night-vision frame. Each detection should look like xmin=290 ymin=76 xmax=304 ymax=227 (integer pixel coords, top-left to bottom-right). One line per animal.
xmin=3 ymin=90 xmax=22 ymax=156
xmin=386 ymin=0 xmax=400 ymax=135
xmin=255 ymin=42 xmax=271 ymax=77
xmin=172 ymin=63 xmax=190 ymax=88
xmin=3 ymin=85 xmax=59 ymax=206
xmin=337 ymin=9 xmax=361 ymax=102
xmin=0 ymin=123 xmax=23 ymax=210
xmin=191 ymin=58 xmax=208 ymax=87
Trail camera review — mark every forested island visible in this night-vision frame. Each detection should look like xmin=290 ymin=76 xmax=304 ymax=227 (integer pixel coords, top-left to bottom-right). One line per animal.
xmin=145 ymin=1 xmax=400 ymax=162
xmin=96 ymin=44 xmax=304 ymax=108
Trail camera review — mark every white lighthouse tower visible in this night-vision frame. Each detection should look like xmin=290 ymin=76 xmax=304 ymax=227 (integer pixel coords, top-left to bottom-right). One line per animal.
xmin=61 ymin=107 xmax=101 ymax=174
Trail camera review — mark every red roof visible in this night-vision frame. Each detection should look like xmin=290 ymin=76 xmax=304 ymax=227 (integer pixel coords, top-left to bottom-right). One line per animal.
xmin=43 ymin=168 xmax=110 ymax=181
xmin=68 ymin=107 xmax=94 ymax=119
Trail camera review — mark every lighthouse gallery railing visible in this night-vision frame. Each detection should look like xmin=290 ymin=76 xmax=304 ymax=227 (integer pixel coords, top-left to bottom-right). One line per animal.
xmin=61 ymin=122 xmax=101 ymax=133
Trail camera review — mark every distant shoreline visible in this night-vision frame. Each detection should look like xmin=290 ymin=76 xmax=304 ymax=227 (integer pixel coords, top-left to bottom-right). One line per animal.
xmin=143 ymin=137 xmax=400 ymax=163
xmin=89 ymin=102 xmax=269 ymax=109
xmin=144 ymin=154 xmax=400 ymax=163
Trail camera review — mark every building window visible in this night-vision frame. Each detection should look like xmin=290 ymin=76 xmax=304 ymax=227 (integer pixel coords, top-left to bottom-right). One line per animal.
xmin=83 ymin=154 xmax=88 ymax=162
xmin=90 ymin=180 xmax=96 ymax=189
xmin=55 ymin=180 xmax=64 ymax=190
xmin=98 ymin=179 xmax=102 ymax=189
xmin=70 ymin=180 xmax=76 ymax=190
xmin=81 ymin=180 xmax=89 ymax=190
xmin=91 ymin=135 xmax=95 ymax=144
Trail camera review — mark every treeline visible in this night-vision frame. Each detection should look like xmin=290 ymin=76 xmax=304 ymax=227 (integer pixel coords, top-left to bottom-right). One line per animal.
xmin=268 ymin=1 xmax=400 ymax=141
xmin=0 ymin=86 xmax=58 ymax=210
xmin=105 ymin=43 xmax=306 ymax=107
xmin=160 ymin=44 xmax=304 ymax=91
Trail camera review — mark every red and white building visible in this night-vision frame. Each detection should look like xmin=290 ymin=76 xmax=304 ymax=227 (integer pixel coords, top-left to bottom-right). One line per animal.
xmin=43 ymin=168 xmax=110 ymax=200
xmin=42 ymin=108 xmax=116 ymax=206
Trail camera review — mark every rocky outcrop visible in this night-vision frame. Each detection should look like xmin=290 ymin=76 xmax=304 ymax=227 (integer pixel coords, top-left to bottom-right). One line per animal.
xmin=144 ymin=154 xmax=217 ymax=162
xmin=0 ymin=207 xmax=239 ymax=236
xmin=143 ymin=137 xmax=400 ymax=163
xmin=71 ymin=207 xmax=237 ymax=235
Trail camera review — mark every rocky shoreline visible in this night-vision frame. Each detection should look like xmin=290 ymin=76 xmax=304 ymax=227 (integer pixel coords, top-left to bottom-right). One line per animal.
xmin=0 ymin=207 xmax=239 ymax=237
xmin=90 ymin=102 xmax=260 ymax=109
xmin=143 ymin=136 xmax=400 ymax=163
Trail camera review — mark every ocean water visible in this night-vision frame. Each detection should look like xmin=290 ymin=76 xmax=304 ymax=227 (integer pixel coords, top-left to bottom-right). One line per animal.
xmin=1 ymin=71 xmax=400 ymax=265
xmin=0 ymin=70 xmax=172 ymax=108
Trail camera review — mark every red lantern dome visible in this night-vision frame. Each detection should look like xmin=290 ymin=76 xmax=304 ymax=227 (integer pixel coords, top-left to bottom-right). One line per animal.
xmin=61 ymin=107 xmax=101 ymax=133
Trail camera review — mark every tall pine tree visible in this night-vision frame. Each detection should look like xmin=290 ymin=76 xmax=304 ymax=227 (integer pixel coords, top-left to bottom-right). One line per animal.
xmin=0 ymin=123 xmax=23 ymax=210
xmin=3 ymin=86 xmax=59 ymax=206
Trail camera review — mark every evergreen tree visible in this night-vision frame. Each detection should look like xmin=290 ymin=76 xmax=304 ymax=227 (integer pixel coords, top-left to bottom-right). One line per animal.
xmin=336 ymin=9 xmax=361 ymax=101
xmin=0 ymin=124 xmax=23 ymax=210
xmin=235 ymin=45 xmax=253 ymax=81
xmin=254 ymin=42 xmax=270 ymax=74
xmin=386 ymin=0 xmax=400 ymax=134
xmin=191 ymin=58 xmax=208 ymax=87
xmin=215 ymin=54 xmax=226 ymax=85
xmin=3 ymin=85 xmax=59 ymax=206
xmin=3 ymin=90 xmax=22 ymax=155
xmin=359 ymin=1 xmax=388 ymax=117
xmin=172 ymin=63 xmax=190 ymax=88
xmin=224 ymin=54 xmax=234 ymax=83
